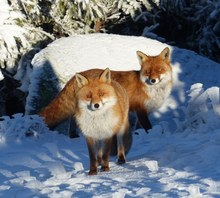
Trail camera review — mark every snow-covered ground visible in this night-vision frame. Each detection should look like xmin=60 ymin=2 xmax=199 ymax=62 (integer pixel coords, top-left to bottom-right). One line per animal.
xmin=1 ymin=33 xmax=220 ymax=197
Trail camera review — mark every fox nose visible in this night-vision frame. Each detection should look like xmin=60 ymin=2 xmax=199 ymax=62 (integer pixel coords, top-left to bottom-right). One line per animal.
xmin=149 ymin=78 xmax=159 ymax=84
xmin=94 ymin=103 xmax=100 ymax=109
xmin=150 ymin=79 xmax=156 ymax=84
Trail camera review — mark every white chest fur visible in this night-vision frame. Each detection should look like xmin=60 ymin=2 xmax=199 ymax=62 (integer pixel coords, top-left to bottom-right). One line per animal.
xmin=144 ymin=79 xmax=172 ymax=113
xmin=76 ymin=108 xmax=119 ymax=140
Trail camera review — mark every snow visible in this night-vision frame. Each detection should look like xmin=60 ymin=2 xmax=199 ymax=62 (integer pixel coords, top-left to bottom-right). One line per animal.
xmin=0 ymin=0 xmax=30 ymax=73
xmin=1 ymin=33 xmax=220 ymax=197
xmin=0 ymin=69 xmax=3 ymax=80
xmin=0 ymin=0 xmax=10 ymax=24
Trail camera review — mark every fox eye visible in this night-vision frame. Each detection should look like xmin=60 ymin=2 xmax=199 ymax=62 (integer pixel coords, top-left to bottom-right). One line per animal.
xmin=86 ymin=92 xmax=92 ymax=99
xmin=99 ymin=92 xmax=104 ymax=97
xmin=144 ymin=70 xmax=150 ymax=76
xmin=158 ymin=68 xmax=164 ymax=73
xmin=98 ymin=89 xmax=105 ymax=97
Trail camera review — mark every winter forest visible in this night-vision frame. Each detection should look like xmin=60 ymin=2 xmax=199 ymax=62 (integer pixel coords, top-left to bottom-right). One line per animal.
xmin=1 ymin=0 xmax=220 ymax=197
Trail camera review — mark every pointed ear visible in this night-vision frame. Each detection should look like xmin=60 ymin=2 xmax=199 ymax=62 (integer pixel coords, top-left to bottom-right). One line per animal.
xmin=75 ymin=73 xmax=89 ymax=88
xmin=99 ymin=68 xmax=111 ymax=84
xmin=136 ymin=51 xmax=148 ymax=66
xmin=160 ymin=47 xmax=170 ymax=61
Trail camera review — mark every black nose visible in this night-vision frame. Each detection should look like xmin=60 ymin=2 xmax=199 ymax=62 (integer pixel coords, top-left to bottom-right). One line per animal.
xmin=150 ymin=79 xmax=156 ymax=84
xmin=94 ymin=103 xmax=99 ymax=108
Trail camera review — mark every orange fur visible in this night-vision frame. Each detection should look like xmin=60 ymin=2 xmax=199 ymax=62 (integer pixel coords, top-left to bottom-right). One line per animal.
xmin=74 ymin=68 xmax=130 ymax=175
xmin=39 ymin=47 xmax=173 ymax=133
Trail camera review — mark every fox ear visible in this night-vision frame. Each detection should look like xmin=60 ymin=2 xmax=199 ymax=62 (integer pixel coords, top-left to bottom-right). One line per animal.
xmin=160 ymin=47 xmax=170 ymax=61
xmin=99 ymin=68 xmax=111 ymax=84
xmin=136 ymin=51 xmax=148 ymax=66
xmin=75 ymin=73 xmax=89 ymax=88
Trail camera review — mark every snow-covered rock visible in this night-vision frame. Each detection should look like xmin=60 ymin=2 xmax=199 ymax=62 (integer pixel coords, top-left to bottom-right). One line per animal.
xmin=27 ymin=34 xmax=220 ymax=127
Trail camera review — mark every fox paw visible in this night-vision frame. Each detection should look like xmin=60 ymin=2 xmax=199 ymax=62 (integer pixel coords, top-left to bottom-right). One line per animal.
xmin=117 ymin=158 xmax=126 ymax=165
xmin=100 ymin=166 xmax=110 ymax=172
xmin=88 ymin=169 xmax=98 ymax=175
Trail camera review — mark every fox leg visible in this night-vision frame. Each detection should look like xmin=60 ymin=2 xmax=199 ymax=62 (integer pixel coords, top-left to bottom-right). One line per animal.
xmin=123 ymin=123 xmax=132 ymax=155
xmin=97 ymin=149 xmax=103 ymax=166
xmin=97 ymin=141 xmax=103 ymax=165
xmin=100 ymin=138 xmax=112 ymax=172
xmin=117 ymin=133 xmax=126 ymax=164
xmin=136 ymin=110 xmax=152 ymax=133
xmin=86 ymin=137 xmax=98 ymax=175
xmin=68 ymin=117 xmax=79 ymax=138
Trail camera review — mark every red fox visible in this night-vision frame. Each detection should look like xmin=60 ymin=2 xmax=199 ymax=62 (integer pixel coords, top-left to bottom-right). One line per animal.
xmin=74 ymin=68 xmax=130 ymax=175
xmin=39 ymin=47 xmax=172 ymax=135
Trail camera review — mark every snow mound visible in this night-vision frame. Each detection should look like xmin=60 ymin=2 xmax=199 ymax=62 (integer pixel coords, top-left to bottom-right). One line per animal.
xmin=175 ymin=83 xmax=220 ymax=133
xmin=0 ymin=114 xmax=50 ymax=142
xmin=26 ymin=33 xmax=169 ymax=114
xmin=26 ymin=33 xmax=220 ymax=133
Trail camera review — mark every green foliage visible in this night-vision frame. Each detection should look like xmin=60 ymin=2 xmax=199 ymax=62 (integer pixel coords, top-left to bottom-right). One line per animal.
xmin=28 ymin=63 xmax=60 ymax=114
xmin=165 ymin=0 xmax=220 ymax=62
xmin=1 ymin=0 xmax=153 ymax=75
xmin=132 ymin=0 xmax=220 ymax=63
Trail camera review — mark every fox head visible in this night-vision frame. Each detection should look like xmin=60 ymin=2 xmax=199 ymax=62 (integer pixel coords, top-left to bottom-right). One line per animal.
xmin=75 ymin=68 xmax=117 ymax=113
xmin=137 ymin=47 xmax=172 ymax=86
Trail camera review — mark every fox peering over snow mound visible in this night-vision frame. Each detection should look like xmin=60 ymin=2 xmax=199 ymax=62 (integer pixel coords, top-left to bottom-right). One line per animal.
xmin=39 ymin=47 xmax=172 ymax=135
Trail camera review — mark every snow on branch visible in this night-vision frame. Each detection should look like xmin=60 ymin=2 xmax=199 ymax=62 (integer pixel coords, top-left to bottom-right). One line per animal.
xmin=0 ymin=0 xmax=52 ymax=74
xmin=175 ymin=83 xmax=220 ymax=133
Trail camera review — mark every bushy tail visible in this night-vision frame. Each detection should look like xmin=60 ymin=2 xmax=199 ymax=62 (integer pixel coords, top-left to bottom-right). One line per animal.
xmin=38 ymin=78 xmax=76 ymax=129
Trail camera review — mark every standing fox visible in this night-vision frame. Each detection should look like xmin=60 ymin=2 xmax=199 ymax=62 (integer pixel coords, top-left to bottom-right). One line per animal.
xmin=75 ymin=68 xmax=130 ymax=175
xmin=39 ymin=47 xmax=172 ymax=135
